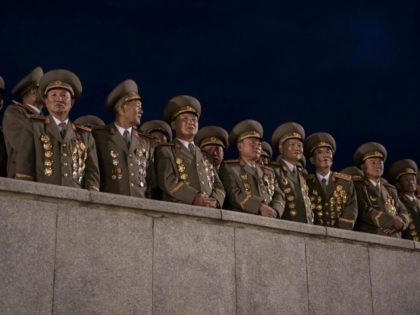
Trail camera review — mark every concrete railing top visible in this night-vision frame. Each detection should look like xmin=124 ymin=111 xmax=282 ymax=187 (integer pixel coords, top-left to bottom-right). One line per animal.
xmin=0 ymin=177 xmax=418 ymax=252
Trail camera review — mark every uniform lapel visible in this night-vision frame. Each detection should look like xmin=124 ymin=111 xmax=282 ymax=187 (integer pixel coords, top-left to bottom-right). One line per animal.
xmin=109 ymin=124 xmax=129 ymax=153
xmin=46 ymin=117 xmax=63 ymax=143
xmin=175 ymin=139 xmax=194 ymax=163
xmin=64 ymin=123 xmax=77 ymax=142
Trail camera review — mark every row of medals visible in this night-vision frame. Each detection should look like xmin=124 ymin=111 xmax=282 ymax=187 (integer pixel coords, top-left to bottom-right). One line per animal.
xmin=310 ymin=185 xmax=348 ymax=226
xmin=41 ymin=134 xmax=87 ymax=184
xmin=280 ymin=177 xmax=310 ymax=218
xmin=239 ymin=171 xmax=275 ymax=204
xmin=110 ymin=148 xmax=148 ymax=187
xmin=203 ymin=158 xmax=215 ymax=190
xmin=176 ymin=157 xmax=189 ymax=184
xmin=369 ymin=192 xmax=397 ymax=215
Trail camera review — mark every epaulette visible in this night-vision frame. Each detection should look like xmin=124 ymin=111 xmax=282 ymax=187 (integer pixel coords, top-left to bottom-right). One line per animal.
xmin=383 ymin=181 xmax=396 ymax=190
xmin=352 ymin=175 xmax=364 ymax=182
xmin=269 ymin=161 xmax=281 ymax=167
xmin=92 ymin=125 xmax=109 ymax=131
xmin=157 ymin=142 xmax=176 ymax=146
xmin=260 ymin=164 xmax=275 ymax=171
xmin=223 ymin=159 xmax=240 ymax=164
xmin=333 ymin=172 xmax=352 ymax=182
xmin=26 ymin=113 xmax=46 ymax=121
xmin=74 ymin=123 xmax=92 ymax=132
xmin=136 ymin=130 xmax=155 ymax=140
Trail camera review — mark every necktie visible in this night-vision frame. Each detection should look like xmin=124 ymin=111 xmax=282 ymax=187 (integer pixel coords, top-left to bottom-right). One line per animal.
xmin=188 ymin=142 xmax=195 ymax=156
xmin=59 ymin=122 xmax=67 ymax=138
xmin=123 ymin=129 xmax=130 ymax=148
xmin=321 ymin=178 xmax=327 ymax=194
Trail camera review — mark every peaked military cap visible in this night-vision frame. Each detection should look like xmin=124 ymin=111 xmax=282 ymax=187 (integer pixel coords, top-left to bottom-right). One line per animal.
xmin=261 ymin=141 xmax=273 ymax=159
xmin=0 ymin=75 xmax=4 ymax=90
xmin=39 ymin=69 xmax=82 ymax=100
xmin=388 ymin=159 xmax=418 ymax=182
xmin=195 ymin=126 xmax=229 ymax=149
xmin=74 ymin=115 xmax=105 ymax=128
xmin=303 ymin=132 xmax=336 ymax=158
xmin=353 ymin=142 xmax=387 ymax=166
xmin=12 ymin=66 xmax=44 ymax=96
xmin=163 ymin=95 xmax=201 ymax=123
xmin=106 ymin=79 xmax=141 ymax=111
xmin=340 ymin=166 xmax=364 ymax=177
xmin=271 ymin=122 xmax=305 ymax=150
xmin=139 ymin=119 xmax=173 ymax=141
xmin=229 ymin=119 xmax=263 ymax=147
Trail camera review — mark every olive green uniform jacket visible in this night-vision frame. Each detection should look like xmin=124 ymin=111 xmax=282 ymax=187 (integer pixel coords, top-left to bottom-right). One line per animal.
xmin=15 ymin=115 xmax=100 ymax=190
xmin=219 ymin=159 xmax=285 ymax=216
xmin=271 ymin=160 xmax=313 ymax=224
xmin=2 ymin=101 xmax=42 ymax=177
xmin=399 ymin=194 xmax=420 ymax=241
xmin=354 ymin=177 xmax=409 ymax=237
xmin=154 ymin=139 xmax=225 ymax=207
xmin=92 ymin=123 xmax=154 ymax=198
xmin=306 ymin=172 xmax=358 ymax=229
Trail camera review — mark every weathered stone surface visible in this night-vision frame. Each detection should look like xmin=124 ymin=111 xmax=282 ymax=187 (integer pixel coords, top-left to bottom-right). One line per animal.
xmin=222 ymin=209 xmax=326 ymax=236
xmin=53 ymin=206 xmax=153 ymax=315
xmin=235 ymin=228 xmax=308 ymax=315
xmin=306 ymin=238 xmax=372 ymax=315
xmin=153 ymin=218 xmax=235 ymax=315
xmin=327 ymin=227 xmax=415 ymax=249
xmin=0 ymin=197 xmax=56 ymax=315
xmin=369 ymin=247 xmax=420 ymax=315
xmin=90 ymin=191 xmax=222 ymax=219
xmin=0 ymin=177 xmax=90 ymax=202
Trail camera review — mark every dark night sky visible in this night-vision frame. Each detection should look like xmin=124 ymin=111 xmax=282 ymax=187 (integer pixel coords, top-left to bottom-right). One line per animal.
xmin=1 ymin=0 xmax=419 ymax=173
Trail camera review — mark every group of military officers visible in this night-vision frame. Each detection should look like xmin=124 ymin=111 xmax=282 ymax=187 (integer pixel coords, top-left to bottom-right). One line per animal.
xmin=0 ymin=67 xmax=419 ymax=241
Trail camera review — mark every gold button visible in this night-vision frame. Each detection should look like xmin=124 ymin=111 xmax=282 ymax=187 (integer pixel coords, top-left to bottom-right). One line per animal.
xmin=64 ymin=173 xmax=68 ymax=177
xmin=129 ymin=163 xmax=134 ymax=167
xmin=129 ymin=154 xmax=133 ymax=158
xmin=130 ymin=183 xmax=134 ymax=187
xmin=130 ymin=173 xmax=134 ymax=176
xmin=63 ymin=162 xmax=68 ymax=166
xmin=63 ymin=153 xmax=67 ymax=157
xmin=62 ymin=144 xmax=67 ymax=147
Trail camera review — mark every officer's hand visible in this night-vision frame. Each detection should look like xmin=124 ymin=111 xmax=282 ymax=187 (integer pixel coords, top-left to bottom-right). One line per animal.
xmin=392 ymin=217 xmax=404 ymax=231
xmin=205 ymin=197 xmax=217 ymax=208
xmin=259 ymin=204 xmax=278 ymax=218
xmin=383 ymin=227 xmax=397 ymax=235
xmin=192 ymin=193 xmax=208 ymax=206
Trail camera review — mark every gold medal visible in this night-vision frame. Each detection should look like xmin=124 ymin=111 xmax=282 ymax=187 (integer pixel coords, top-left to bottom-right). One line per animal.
xmin=44 ymin=159 xmax=53 ymax=167
xmin=110 ymin=150 xmax=119 ymax=158
xmin=79 ymin=142 xmax=86 ymax=151
xmin=284 ymin=187 xmax=291 ymax=194
xmin=287 ymin=195 xmax=295 ymax=201
xmin=43 ymin=143 xmax=52 ymax=150
xmin=336 ymin=185 xmax=342 ymax=191
xmin=179 ymin=165 xmax=186 ymax=172
xmin=176 ymin=157 xmax=183 ymax=165
xmin=180 ymin=173 xmax=188 ymax=181
xmin=40 ymin=134 xmax=50 ymax=142
xmin=44 ymin=168 xmax=53 ymax=176
xmin=45 ymin=150 xmax=53 ymax=158
xmin=290 ymin=210 xmax=297 ymax=216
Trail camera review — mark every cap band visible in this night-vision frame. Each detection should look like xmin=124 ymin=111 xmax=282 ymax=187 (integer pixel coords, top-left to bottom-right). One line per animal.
xmin=281 ymin=132 xmax=302 ymax=144
xmin=396 ymin=168 xmax=417 ymax=180
xmin=362 ymin=151 xmax=384 ymax=162
xmin=115 ymin=92 xmax=141 ymax=109
xmin=45 ymin=81 xmax=74 ymax=96
xmin=310 ymin=141 xmax=334 ymax=155
xmin=172 ymin=105 xmax=198 ymax=121
xmin=238 ymin=131 xmax=262 ymax=143
xmin=200 ymin=136 xmax=225 ymax=149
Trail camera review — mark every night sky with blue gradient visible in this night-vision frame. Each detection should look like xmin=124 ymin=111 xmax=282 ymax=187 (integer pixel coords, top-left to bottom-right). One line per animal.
xmin=1 ymin=0 xmax=419 ymax=173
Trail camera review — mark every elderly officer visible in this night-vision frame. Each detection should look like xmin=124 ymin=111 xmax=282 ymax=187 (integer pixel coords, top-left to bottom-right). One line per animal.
xmin=3 ymin=66 xmax=44 ymax=177
xmin=0 ymin=75 xmax=7 ymax=177
xmin=195 ymin=125 xmax=228 ymax=171
xmin=353 ymin=142 xmax=409 ymax=237
xmin=92 ymin=79 xmax=154 ymax=197
xmin=388 ymin=159 xmax=420 ymax=241
xmin=259 ymin=141 xmax=272 ymax=166
xmin=154 ymin=95 xmax=225 ymax=207
xmin=15 ymin=69 xmax=100 ymax=190
xmin=139 ymin=119 xmax=172 ymax=147
xmin=304 ymin=132 xmax=357 ymax=229
xmin=220 ymin=120 xmax=284 ymax=218
xmin=271 ymin=122 xmax=312 ymax=223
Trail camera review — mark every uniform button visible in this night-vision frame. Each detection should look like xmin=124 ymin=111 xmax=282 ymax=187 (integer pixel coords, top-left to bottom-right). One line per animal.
xmin=63 ymin=162 xmax=68 ymax=166
xmin=129 ymin=154 xmax=133 ymax=158
xmin=62 ymin=144 xmax=67 ymax=147
xmin=129 ymin=163 xmax=134 ymax=167
xmin=63 ymin=153 xmax=67 ymax=157
xmin=64 ymin=173 xmax=68 ymax=177
xmin=130 ymin=183 xmax=134 ymax=187
xmin=130 ymin=173 xmax=134 ymax=176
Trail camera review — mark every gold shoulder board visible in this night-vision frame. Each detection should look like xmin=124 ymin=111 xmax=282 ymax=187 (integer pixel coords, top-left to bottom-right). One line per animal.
xmin=334 ymin=172 xmax=352 ymax=181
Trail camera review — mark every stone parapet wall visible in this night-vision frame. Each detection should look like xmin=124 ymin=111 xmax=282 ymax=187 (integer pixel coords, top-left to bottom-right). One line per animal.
xmin=0 ymin=178 xmax=419 ymax=315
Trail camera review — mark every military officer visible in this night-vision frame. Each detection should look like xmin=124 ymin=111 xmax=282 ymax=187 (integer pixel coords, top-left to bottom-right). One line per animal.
xmin=220 ymin=120 xmax=284 ymax=218
xmin=388 ymin=159 xmax=420 ymax=241
xmin=195 ymin=125 xmax=228 ymax=171
xmin=74 ymin=115 xmax=105 ymax=129
xmin=92 ymin=79 xmax=154 ymax=198
xmin=154 ymin=95 xmax=225 ymax=207
xmin=276 ymin=154 xmax=308 ymax=178
xmin=259 ymin=141 xmax=272 ymax=166
xmin=271 ymin=122 xmax=313 ymax=223
xmin=0 ymin=75 xmax=7 ymax=177
xmin=341 ymin=166 xmax=364 ymax=179
xmin=3 ymin=66 xmax=44 ymax=177
xmin=352 ymin=142 xmax=409 ymax=237
xmin=139 ymin=119 xmax=172 ymax=147
xmin=15 ymin=69 xmax=100 ymax=190
xmin=304 ymin=132 xmax=357 ymax=229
